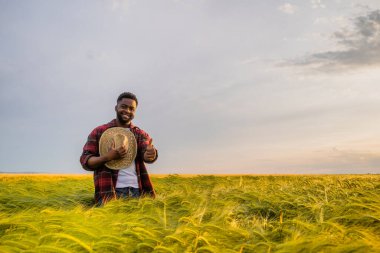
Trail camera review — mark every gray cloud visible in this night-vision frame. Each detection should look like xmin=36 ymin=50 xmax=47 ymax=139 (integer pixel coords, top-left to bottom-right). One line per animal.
xmin=292 ymin=9 xmax=380 ymax=70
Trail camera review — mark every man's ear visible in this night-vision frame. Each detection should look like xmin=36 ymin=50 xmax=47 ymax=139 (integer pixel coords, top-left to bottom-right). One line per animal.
xmin=114 ymin=105 xmax=117 ymax=111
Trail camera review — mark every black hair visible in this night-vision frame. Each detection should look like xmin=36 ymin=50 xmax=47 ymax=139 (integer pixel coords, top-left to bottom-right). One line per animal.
xmin=117 ymin=92 xmax=138 ymax=106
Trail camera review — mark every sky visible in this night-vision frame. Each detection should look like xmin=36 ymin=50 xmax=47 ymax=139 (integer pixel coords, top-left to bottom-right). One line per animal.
xmin=1 ymin=0 xmax=380 ymax=174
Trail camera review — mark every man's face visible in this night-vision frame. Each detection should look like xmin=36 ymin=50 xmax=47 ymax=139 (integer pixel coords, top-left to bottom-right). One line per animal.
xmin=115 ymin=98 xmax=137 ymax=125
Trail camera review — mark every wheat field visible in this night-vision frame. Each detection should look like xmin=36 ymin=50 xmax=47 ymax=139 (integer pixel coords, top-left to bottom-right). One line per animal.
xmin=0 ymin=174 xmax=379 ymax=252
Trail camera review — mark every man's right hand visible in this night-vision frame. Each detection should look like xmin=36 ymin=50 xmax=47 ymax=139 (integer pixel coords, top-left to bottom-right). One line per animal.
xmin=86 ymin=141 xmax=127 ymax=169
xmin=105 ymin=141 xmax=127 ymax=161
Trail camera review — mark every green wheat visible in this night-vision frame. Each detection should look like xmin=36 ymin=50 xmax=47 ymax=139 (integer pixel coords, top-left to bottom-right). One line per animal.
xmin=0 ymin=174 xmax=379 ymax=252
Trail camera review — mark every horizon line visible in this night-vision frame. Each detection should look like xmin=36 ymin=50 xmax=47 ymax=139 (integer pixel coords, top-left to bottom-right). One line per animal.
xmin=0 ymin=172 xmax=378 ymax=177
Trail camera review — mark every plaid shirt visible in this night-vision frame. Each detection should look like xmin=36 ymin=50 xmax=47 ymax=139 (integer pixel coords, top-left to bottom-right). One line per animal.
xmin=80 ymin=119 xmax=156 ymax=205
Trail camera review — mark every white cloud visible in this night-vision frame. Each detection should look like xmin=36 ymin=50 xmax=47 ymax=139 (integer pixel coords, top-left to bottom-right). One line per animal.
xmin=309 ymin=147 xmax=380 ymax=171
xmin=313 ymin=16 xmax=347 ymax=25
xmin=278 ymin=3 xmax=298 ymax=14
xmin=311 ymin=0 xmax=326 ymax=9
xmin=313 ymin=17 xmax=328 ymax=25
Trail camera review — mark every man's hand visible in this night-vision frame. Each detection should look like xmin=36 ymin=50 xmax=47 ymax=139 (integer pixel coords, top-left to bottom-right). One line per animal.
xmin=87 ymin=140 xmax=127 ymax=169
xmin=105 ymin=140 xmax=127 ymax=161
xmin=143 ymin=139 xmax=156 ymax=163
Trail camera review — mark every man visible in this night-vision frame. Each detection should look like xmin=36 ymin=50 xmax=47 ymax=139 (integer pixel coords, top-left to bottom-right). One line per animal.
xmin=80 ymin=92 xmax=157 ymax=205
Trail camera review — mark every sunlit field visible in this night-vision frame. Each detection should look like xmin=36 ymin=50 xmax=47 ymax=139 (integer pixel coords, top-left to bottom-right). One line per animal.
xmin=0 ymin=174 xmax=379 ymax=252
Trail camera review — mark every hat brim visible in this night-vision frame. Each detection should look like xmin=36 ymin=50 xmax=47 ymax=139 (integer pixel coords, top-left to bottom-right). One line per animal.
xmin=99 ymin=127 xmax=137 ymax=170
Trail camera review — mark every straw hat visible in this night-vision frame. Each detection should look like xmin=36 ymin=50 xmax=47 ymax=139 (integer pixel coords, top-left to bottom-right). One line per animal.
xmin=99 ymin=127 xmax=137 ymax=170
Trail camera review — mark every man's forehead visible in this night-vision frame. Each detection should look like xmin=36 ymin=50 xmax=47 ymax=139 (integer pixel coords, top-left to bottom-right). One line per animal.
xmin=118 ymin=98 xmax=137 ymax=106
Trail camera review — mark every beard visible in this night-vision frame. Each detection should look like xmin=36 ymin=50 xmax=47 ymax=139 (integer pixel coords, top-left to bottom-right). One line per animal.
xmin=117 ymin=112 xmax=133 ymax=125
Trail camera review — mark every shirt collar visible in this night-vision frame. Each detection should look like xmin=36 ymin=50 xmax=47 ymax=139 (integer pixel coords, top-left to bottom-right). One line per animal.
xmin=108 ymin=119 xmax=135 ymax=129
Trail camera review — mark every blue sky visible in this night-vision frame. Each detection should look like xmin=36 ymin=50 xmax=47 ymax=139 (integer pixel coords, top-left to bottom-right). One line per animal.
xmin=1 ymin=0 xmax=380 ymax=174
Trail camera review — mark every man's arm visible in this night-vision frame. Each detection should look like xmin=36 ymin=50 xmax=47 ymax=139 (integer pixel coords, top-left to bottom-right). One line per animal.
xmin=86 ymin=155 xmax=109 ymax=169
xmin=80 ymin=127 xmax=127 ymax=170
xmin=87 ymin=145 xmax=127 ymax=169
xmin=80 ymin=128 xmax=99 ymax=171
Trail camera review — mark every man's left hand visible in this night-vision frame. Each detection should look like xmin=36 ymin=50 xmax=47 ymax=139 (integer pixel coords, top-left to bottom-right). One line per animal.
xmin=143 ymin=139 xmax=156 ymax=162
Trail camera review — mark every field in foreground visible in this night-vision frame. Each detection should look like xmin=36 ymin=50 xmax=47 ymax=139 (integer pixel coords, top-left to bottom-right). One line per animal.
xmin=0 ymin=175 xmax=379 ymax=253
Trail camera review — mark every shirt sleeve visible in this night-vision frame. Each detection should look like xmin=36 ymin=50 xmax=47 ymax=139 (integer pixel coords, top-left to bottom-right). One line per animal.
xmin=80 ymin=128 xmax=99 ymax=171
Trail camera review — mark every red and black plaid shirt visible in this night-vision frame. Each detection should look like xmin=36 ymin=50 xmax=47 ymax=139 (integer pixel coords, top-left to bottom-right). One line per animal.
xmin=80 ymin=119 xmax=156 ymax=205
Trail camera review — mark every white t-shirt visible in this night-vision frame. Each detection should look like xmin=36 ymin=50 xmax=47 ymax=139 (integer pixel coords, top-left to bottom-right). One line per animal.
xmin=115 ymin=161 xmax=139 ymax=188
xmin=115 ymin=126 xmax=138 ymax=189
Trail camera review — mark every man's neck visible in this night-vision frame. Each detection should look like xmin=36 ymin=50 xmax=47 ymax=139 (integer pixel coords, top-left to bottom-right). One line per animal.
xmin=115 ymin=119 xmax=131 ymax=128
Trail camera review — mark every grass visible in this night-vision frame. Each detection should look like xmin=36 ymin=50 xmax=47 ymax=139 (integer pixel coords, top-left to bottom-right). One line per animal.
xmin=0 ymin=174 xmax=379 ymax=252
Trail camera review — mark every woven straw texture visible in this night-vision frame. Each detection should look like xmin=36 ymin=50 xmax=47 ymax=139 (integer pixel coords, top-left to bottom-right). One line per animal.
xmin=99 ymin=127 xmax=137 ymax=170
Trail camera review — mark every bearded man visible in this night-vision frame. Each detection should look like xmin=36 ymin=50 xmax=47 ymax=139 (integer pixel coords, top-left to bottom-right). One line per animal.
xmin=80 ymin=92 xmax=157 ymax=205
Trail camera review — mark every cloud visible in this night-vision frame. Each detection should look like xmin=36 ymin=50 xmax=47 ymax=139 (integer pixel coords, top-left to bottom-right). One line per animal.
xmin=310 ymin=147 xmax=380 ymax=172
xmin=290 ymin=9 xmax=380 ymax=70
xmin=109 ymin=0 xmax=129 ymax=12
xmin=311 ymin=0 xmax=326 ymax=9
xmin=313 ymin=16 xmax=347 ymax=26
xmin=278 ymin=3 xmax=298 ymax=15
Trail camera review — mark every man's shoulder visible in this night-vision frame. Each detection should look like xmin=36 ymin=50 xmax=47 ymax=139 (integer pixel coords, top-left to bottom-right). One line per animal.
xmin=90 ymin=120 xmax=116 ymax=135
xmin=130 ymin=124 xmax=149 ymax=137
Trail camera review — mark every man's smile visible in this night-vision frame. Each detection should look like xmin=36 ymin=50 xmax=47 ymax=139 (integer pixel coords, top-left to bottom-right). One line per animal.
xmin=121 ymin=114 xmax=131 ymax=120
